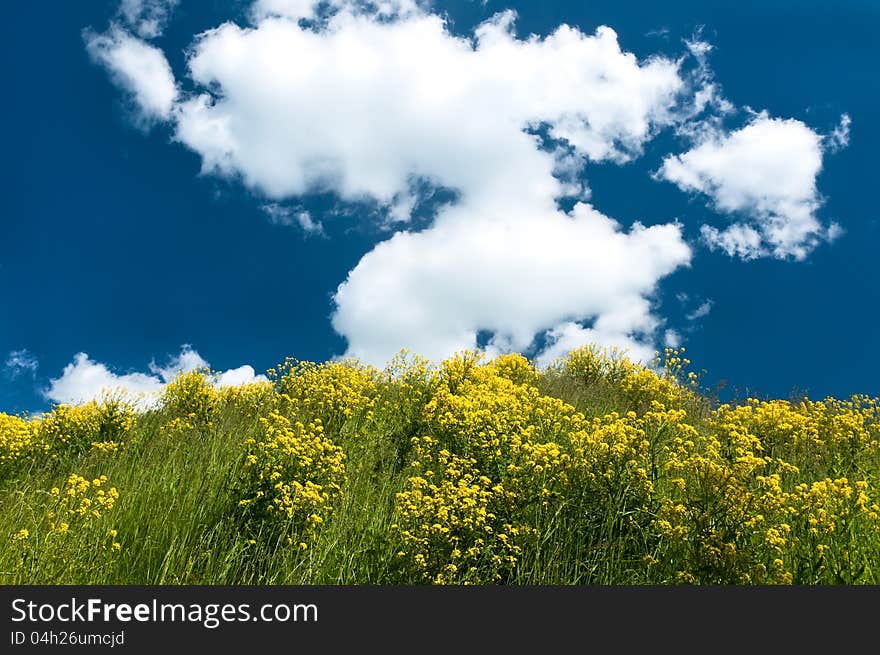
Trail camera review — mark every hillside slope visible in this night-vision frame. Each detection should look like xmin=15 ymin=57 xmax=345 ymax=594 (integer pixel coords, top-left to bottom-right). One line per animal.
xmin=1 ymin=347 xmax=878 ymax=584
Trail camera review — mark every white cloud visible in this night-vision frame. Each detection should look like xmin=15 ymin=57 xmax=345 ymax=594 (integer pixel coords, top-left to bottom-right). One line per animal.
xmin=334 ymin=204 xmax=690 ymax=365
xmin=551 ymin=149 xmax=591 ymax=201
xmin=827 ymin=113 xmax=851 ymax=153
xmin=84 ymin=26 xmax=177 ymax=122
xmin=252 ymin=0 xmax=320 ymax=21
xmin=685 ymin=299 xmax=713 ymax=321
xmin=658 ymin=113 xmax=837 ymax=260
xmin=663 ymin=329 xmax=682 ymax=348
xmin=215 ymin=365 xmax=264 ymax=387
xmin=44 ymin=353 xmax=165 ymax=408
xmin=173 ymin=10 xmax=687 ymax=203
xmin=118 ymin=0 xmax=179 ymax=38
xmin=262 ymin=204 xmax=325 ymax=235
xmin=89 ymin=2 xmax=777 ymax=366
xmin=252 ymin=0 xmax=424 ymax=22
xmin=171 ymin=6 xmax=696 ymax=364
xmin=700 ymin=223 xmax=765 ymax=260
xmin=44 ymin=346 xmax=265 ymax=408
xmin=148 ymin=344 xmax=210 ymax=382
xmin=826 ymin=221 xmax=845 ymax=243
xmin=5 ymin=350 xmax=39 ymax=380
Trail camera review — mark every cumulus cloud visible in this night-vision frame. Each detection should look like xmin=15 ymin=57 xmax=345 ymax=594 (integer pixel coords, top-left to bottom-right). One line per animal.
xmin=658 ymin=112 xmax=843 ymax=260
xmin=167 ymin=4 xmax=695 ymax=364
xmin=44 ymin=346 xmax=265 ymax=408
xmin=84 ymin=26 xmax=177 ymax=122
xmin=44 ymin=353 xmax=165 ymax=407
xmin=89 ymin=1 xmax=844 ymax=366
xmin=5 ymin=350 xmax=39 ymax=380
xmin=118 ymin=0 xmax=179 ymax=38
xmin=334 ymin=204 xmax=689 ymax=365
xmin=173 ymin=9 xmax=687 ymax=203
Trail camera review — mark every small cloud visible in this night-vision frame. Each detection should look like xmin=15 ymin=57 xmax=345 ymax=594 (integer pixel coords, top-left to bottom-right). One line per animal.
xmin=660 ymin=113 xmax=836 ymax=260
xmin=44 ymin=346 xmax=266 ymax=408
xmin=215 ymin=365 xmax=263 ymax=387
xmin=700 ymin=224 xmax=766 ymax=260
xmin=148 ymin=344 xmax=210 ymax=382
xmin=262 ymin=204 xmax=325 ymax=236
xmin=5 ymin=350 xmax=38 ymax=380
xmin=827 ymin=113 xmax=851 ymax=153
xmin=645 ymin=27 xmax=670 ymax=39
xmin=684 ymin=33 xmax=713 ymax=59
xmin=388 ymin=192 xmax=418 ymax=223
xmin=664 ymin=329 xmax=682 ymax=348
xmin=44 ymin=353 xmax=164 ymax=408
xmin=685 ymin=299 xmax=713 ymax=322
xmin=84 ymin=25 xmax=177 ymax=125
xmin=118 ymin=0 xmax=180 ymax=39
xmin=826 ymin=222 xmax=845 ymax=243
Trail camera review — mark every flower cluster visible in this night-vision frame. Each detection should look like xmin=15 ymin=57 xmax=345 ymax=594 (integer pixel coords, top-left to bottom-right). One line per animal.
xmin=652 ymin=396 xmax=880 ymax=584
xmin=3 ymin=395 xmax=138 ymax=467
xmin=1 ymin=344 xmax=878 ymax=585
xmin=9 ymin=475 xmax=122 ymax=581
xmin=373 ymin=351 xmax=437 ymax=423
xmin=558 ymin=344 xmax=639 ymax=387
xmin=0 ymin=413 xmax=41 ymax=470
xmin=2 ymin=394 xmax=139 ymax=474
xmin=47 ymin=474 xmax=120 ymax=524
xmin=159 ymin=370 xmax=221 ymax=436
xmin=271 ymin=359 xmax=378 ymax=436
xmin=395 ymin=352 xmax=580 ymax=583
xmin=395 ymin=348 xmax=880 ymax=584
xmin=13 ymin=475 xmax=120 ymax=547
xmin=219 ymin=381 xmax=274 ymax=422
xmin=239 ymin=412 xmax=346 ymax=546
xmin=393 ymin=437 xmax=526 ymax=584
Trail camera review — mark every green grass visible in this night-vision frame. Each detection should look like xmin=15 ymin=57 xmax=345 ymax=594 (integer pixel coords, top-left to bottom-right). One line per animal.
xmin=1 ymin=350 xmax=878 ymax=585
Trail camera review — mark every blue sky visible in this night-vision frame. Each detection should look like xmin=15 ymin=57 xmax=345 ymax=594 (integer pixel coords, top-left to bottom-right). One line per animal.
xmin=1 ymin=0 xmax=877 ymax=413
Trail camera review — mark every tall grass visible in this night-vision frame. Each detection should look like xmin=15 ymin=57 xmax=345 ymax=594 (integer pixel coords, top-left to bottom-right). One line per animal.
xmin=1 ymin=348 xmax=878 ymax=584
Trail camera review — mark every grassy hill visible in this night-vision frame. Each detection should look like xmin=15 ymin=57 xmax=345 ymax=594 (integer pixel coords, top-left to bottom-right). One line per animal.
xmin=1 ymin=347 xmax=878 ymax=585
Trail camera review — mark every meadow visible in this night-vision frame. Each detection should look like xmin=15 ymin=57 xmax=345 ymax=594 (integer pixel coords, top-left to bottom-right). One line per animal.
xmin=1 ymin=347 xmax=878 ymax=585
